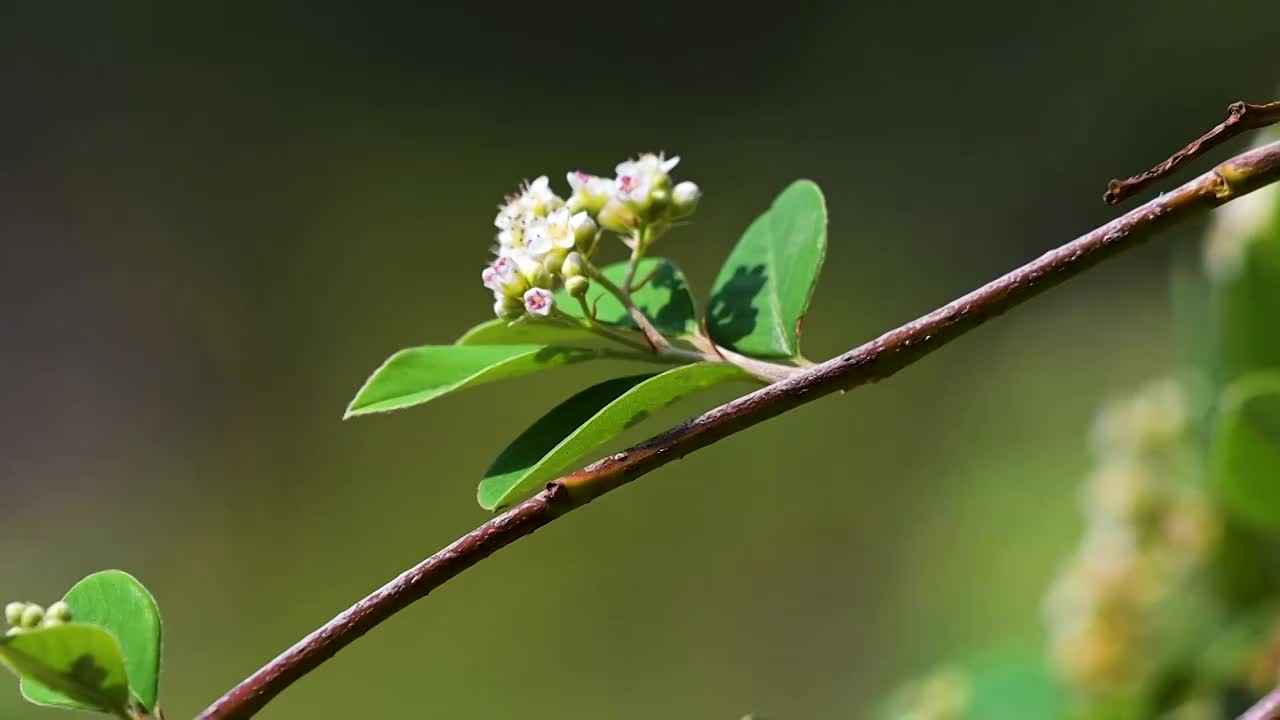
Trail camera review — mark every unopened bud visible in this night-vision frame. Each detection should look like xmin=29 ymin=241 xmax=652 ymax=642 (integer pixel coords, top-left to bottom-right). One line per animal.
xmin=5 ymin=602 xmax=24 ymax=626
xmin=648 ymin=188 xmax=670 ymax=215
xmin=672 ymin=181 xmax=701 ymax=217
xmin=566 ymin=275 xmax=590 ymax=299
xmin=570 ymin=212 xmax=596 ymax=252
xmin=45 ymin=601 xmax=71 ymax=624
xmin=19 ymin=604 xmax=44 ymax=629
xmin=561 ymin=252 xmax=585 ymax=278
xmin=5 ymin=626 xmax=22 ymax=637
xmin=494 ymin=295 xmax=524 ymax=320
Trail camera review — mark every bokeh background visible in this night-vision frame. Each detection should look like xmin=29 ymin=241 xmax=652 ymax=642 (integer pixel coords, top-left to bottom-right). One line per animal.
xmin=3 ymin=3 xmax=1280 ymax=718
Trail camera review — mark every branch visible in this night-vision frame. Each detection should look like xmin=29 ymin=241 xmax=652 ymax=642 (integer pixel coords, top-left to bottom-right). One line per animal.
xmin=197 ymin=139 xmax=1280 ymax=720
xmin=1241 ymin=688 xmax=1280 ymax=720
xmin=1104 ymin=100 xmax=1280 ymax=205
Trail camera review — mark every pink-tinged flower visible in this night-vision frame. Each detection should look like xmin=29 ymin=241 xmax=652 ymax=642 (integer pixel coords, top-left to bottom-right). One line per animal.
xmin=481 ymin=256 xmax=516 ymax=292
xmin=523 ymin=287 xmax=555 ymax=317
xmin=566 ymin=171 xmax=613 ymax=214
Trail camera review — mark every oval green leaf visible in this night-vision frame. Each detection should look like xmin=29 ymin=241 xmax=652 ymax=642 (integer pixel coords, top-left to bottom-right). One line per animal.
xmin=1212 ymin=372 xmax=1280 ymax=531
xmin=22 ymin=570 xmax=163 ymax=712
xmin=707 ymin=180 xmax=827 ymax=359
xmin=560 ymin=257 xmax=698 ymax=336
xmin=478 ymin=363 xmax=747 ymax=510
xmin=3 ymin=624 xmax=130 ymax=716
xmin=346 ymin=345 xmax=605 ymax=418
xmin=455 ymin=319 xmax=599 ymax=347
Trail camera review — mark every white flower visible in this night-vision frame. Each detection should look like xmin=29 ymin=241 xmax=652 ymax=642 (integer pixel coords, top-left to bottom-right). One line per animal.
xmin=566 ymin=171 xmax=614 ymax=214
xmin=615 ymin=153 xmax=679 ymax=180
xmin=495 ymin=176 xmax=563 ymax=230
xmin=545 ymin=208 xmax=578 ymax=250
xmin=523 ymin=287 xmax=555 ymax=316
xmin=523 ymin=217 xmax=554 ymax=257
xmin=611 ymin=153 xmax=680 ymax=212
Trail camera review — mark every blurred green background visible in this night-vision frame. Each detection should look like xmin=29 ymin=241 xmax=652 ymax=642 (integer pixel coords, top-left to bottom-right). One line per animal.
xmin=3 ymin=3 xmax=1280 ymax=717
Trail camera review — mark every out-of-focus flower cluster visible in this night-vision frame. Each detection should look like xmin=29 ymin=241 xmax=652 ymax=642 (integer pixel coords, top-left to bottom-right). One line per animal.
xmin=880 ymin=666 xmax=972 ymax=720
xmin=1044 ymin=379 xmax=1217 ymax=696
xmin=481 ymin=153 xmax=701 ymax=321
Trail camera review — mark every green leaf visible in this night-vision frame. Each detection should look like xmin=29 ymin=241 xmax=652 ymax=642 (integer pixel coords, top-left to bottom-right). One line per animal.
xmin=346 ymin=345 xmax=604 ymax=418
xmin=455 ymin=319 xmax=598 ymax=347
xmin=1212 ymin=373 xmax=1280 ymax=531
xmin=478 ymin=363 xmax=747 ymax=510
xmin=1209 ymin=182 xmax=1280 ymax=386
xmin=707 ymin=180 xmax=827 ymax=359
xmin=22 ymin=571 xmax=163 ymax=712
xmin=2 ymin=624 xmax=131 ymax=716
xmin=558 ymin=257 xmax=698 ymax=336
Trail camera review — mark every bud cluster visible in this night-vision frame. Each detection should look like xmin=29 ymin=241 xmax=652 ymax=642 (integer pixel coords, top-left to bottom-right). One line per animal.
xmin=481 ymin=153 xmax=701 ymax=320
xmin=1043 ymin=380 xmax=1216 ymax=695
xmin=4 ymin=600 xmax=71 ymax=636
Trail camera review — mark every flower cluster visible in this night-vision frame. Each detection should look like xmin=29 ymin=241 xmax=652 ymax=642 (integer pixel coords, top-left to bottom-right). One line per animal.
xmin=881 ymin=666 xmax=972 ymax=720
xmin=1043 ymin=380 xmax=1216 ymax=695
xmin=5 ymin=599 xmax=72 ymax=636
xmin=481 ymin=153 xmax=701 ymax=320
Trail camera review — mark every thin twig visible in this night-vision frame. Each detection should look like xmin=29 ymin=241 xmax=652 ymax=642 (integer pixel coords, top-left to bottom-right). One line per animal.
xmin=197 ymin=139 xmax=1280 ymax=720
xmin=628 ymin=263 xmax=662 ymax=292
xmin=1104 ymin=101 xmax=1280 ymax=205
xmin=1241 ymin=688 xmax=1280 ymax=720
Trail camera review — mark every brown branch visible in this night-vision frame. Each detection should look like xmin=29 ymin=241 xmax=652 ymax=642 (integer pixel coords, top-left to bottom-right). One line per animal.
xmin=1104 ymin=100 xmax=1280 ymax=205
xmin=197 ymin=139 xmax=1280 ymax=720
xmin=1242 ymin=688 xmax=1280 ymax=720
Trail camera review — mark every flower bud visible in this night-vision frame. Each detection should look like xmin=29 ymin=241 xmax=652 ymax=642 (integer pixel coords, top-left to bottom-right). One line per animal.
xmin=493 ymin=294 xmax=524 ymax=320
xmin=45 ymin=601 xmax=71 ymax=624
xmin=565 ymin=275 xmax=590 ymax=299
xmin=5 ymin=626 xmax=22 ymax=637
xmin=570 ymin=212 xmax=596 ymax=252
xmin=523 ymin=287 xmax=555 ymax=317
xmin=19 ymin=604 xmax=44 ymax=629
xmin=648 ymin=188 xmax=670 ymax=216
xmin=672 ymin=181 xmax=701 ymax=217
xmin=5 ymin=602 xmax=24 ymax=626
xmin=561 ymin=252 xmax=585 ymax=279
xmin=541 ymin=247 xmax=568 ymax=277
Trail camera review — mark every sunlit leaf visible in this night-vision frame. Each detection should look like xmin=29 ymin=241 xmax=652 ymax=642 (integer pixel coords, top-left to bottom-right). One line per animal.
xmin=346 ymin=345 xmax=604 ymax=418
xmin=707 ymin=180 xmax=827 ymax=359
xmin=455 ymin=319 xmax=598 ymax=347
xmin=22 ymin=571 xmax=163 ymax=712
xmin=478 ymin=363 xmax=747 ymax=510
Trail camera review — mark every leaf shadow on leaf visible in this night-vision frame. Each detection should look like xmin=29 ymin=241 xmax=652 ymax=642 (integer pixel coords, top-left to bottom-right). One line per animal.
xmin=644 ymin=263 xmax=692 ymax=332
xmin=623 ymin=409 xmax=650 ymax=430
xmin=532 ymin=345 xmax=599 ymax=364
xmin=706 ymin=264 xmax=767 ymax=346
xmin=68 ymin=654 xmax=120 ymax=698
